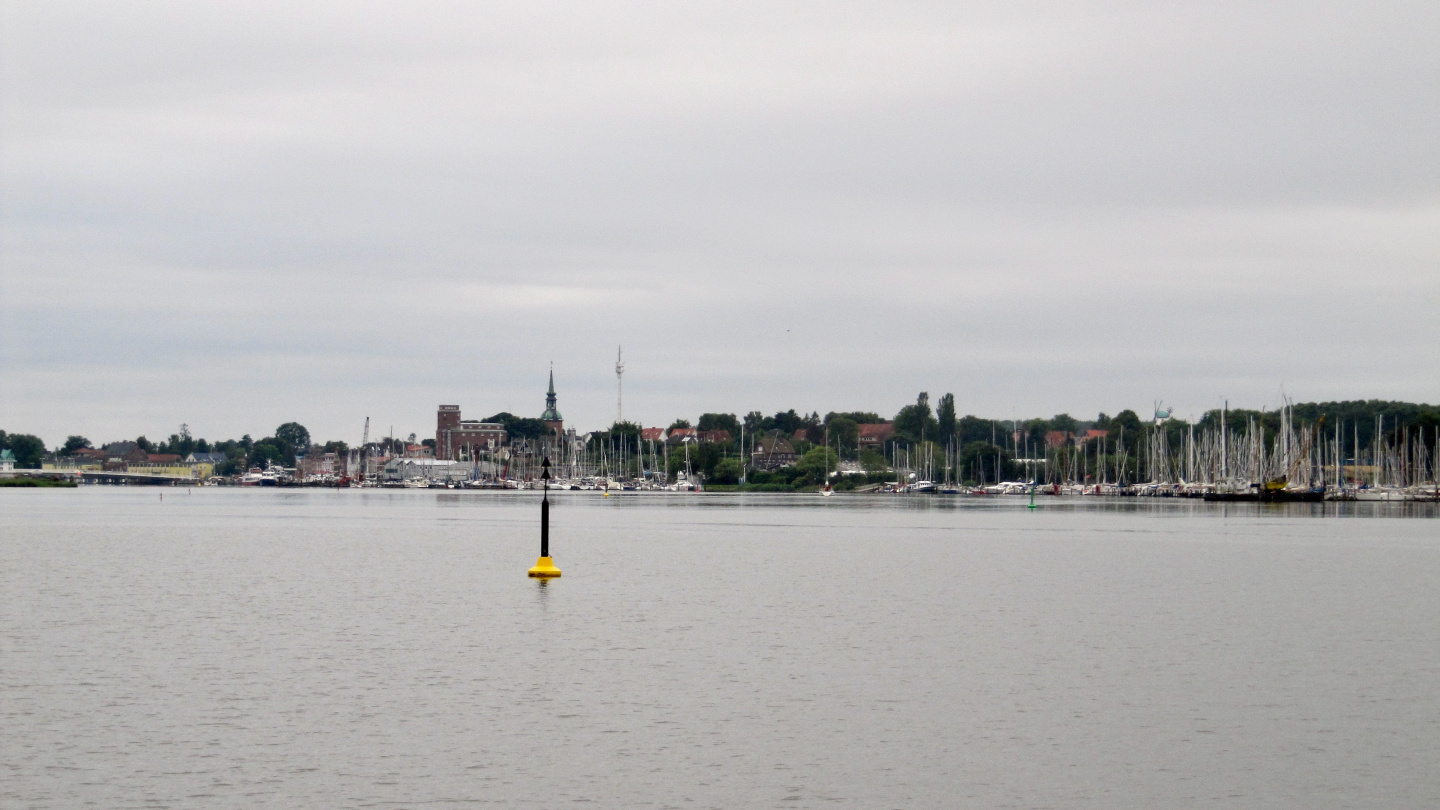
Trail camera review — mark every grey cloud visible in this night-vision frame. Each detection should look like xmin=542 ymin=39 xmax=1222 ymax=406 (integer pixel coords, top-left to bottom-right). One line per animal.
xmin=2 ymin=1 xmax=1436 ymax=445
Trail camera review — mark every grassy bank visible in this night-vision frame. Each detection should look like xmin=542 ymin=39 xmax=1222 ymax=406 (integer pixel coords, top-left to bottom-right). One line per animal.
xmin=702 ymin=483 xmax=802 ymax=493
xmin=0 ymin=477 xmax=78 ymax=488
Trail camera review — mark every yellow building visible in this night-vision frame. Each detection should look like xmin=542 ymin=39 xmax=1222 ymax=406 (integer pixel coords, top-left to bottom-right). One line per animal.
xmin=124 ymin=463 xmax=214 ymax=479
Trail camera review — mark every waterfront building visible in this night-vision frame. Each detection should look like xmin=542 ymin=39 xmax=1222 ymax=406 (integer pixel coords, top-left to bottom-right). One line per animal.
xmin=381 ymin=457 xmax=491 ymax=485
xmin=296 ymin=452 xmax=339 ymax=479
xmin=0 ymin=449 xmax=14 ymax=474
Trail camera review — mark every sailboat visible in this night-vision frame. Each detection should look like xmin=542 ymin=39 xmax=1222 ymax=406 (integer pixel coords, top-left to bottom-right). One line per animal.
xmin=820 ymin=428 xmax=834 ymax=496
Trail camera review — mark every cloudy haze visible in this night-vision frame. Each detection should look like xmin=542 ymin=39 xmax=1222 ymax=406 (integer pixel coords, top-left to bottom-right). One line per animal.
xmin=2 ymin=1 xmax=1437 ymax=446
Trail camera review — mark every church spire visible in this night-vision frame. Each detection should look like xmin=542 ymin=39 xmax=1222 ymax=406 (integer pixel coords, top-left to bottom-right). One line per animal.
xmin=541 ymin=363 xmax=563 ymax=425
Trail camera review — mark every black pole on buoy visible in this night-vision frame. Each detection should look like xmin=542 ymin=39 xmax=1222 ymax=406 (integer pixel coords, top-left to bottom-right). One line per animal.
xmin=541 ymin=460 xmax=550 ymax=557
xmin=528 ymin=456 xmax=561 ymax=577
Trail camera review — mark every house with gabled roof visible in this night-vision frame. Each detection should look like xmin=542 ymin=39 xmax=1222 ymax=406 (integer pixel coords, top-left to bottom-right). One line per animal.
xmin=750 ymin=436 xmax=797 ymax=470
xmin=856 ymin=422 xmax=895 ymax=450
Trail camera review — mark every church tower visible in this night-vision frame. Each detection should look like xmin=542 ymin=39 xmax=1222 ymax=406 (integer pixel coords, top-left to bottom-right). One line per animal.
xmin=540 ymin=366 xmax=564 ymax=437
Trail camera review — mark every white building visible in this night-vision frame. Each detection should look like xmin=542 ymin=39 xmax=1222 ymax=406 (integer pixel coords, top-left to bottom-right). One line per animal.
xmin=382 ymin=457 xmax=497 ymax=484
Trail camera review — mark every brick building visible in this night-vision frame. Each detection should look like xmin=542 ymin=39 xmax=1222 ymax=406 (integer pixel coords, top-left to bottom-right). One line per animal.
xmin=436 ymin=405 xmax=507 ymax=461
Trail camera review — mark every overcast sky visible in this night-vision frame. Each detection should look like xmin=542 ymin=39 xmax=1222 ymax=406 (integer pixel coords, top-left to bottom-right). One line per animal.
xmin=2 ymin=1 xmax=1437 ymax=447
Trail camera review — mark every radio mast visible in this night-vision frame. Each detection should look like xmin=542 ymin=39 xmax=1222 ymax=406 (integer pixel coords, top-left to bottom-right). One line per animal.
xmin=615 ymin=346 xmax=625 ymax=425
xmin=361 ymin=416 xmax=370 ymax=480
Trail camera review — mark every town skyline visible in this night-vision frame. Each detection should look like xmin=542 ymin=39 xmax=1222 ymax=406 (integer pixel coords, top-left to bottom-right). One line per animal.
xmin=6 ymin=370 xmax=1433 ymax=458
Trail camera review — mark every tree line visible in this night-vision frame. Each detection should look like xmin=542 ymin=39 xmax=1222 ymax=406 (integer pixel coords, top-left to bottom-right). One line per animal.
xmin=5 ymin=398 xmax=1435 ymax=481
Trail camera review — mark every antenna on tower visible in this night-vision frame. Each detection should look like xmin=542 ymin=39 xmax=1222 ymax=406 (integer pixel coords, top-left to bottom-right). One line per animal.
xmin=615 ymin=346 xmax=625 ymax=425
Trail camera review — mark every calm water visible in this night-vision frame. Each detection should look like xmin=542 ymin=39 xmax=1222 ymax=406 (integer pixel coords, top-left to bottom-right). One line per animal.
xmin=3 ymin=489 xmax=1438 ymax=809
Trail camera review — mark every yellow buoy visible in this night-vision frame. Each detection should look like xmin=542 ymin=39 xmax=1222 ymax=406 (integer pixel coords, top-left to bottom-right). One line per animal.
xmin=529 ymin=456 xmax=561 ymax=577
xmin=528 ymin=556 xmax=562 ymax=578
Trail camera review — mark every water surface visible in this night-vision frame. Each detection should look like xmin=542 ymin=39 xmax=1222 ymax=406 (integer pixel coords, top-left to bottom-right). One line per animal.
xmin=3 ymin=489 xmax=1437 ymax=808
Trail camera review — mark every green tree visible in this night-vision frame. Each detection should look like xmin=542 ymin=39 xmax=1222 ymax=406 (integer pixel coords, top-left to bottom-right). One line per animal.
xmin=1025 ymin=418 xmax=1051 ymax=448
xmin=135 ymin=435 xmax=153 ymax=452
xmin=1051 ymin=413 xmax=1079 ymax=435
xmin=827 ymin=417 xmax=859 ymax=454
xmin=668 ymin=419 xmax=692 ymax=430
xmin=955 ymin=415 xmax=993 ymax=445
xmin=62 ymin=435 xmax=92 ymax=454
xmin=959 ymin=441 xmax=1010 ymax=484
xmin=936 ymin=394 xmax=956 ymax=446
xmin=697 ymin=413 xmax=741 ymax=436
xmin=859 ymin=448 xmax=889 ymax=473
xmin=795 ymin=446 xmax=838 ymax=485
xmin=711 ymin=457 xmax=743 ymax=484
xmin=743 ymin=411 xmax=769 ymax=434
xmin=250 ymin=440 xmax=286 ymax=469
xmin=894 ymin=392 xmax=938 ymax=442
xmin=825 ymin=411 xmax=884 ymax=424
xmin=666 ymin=441 xmax=722 ymax=479
xmin=0 ymin=431 xmax=46 ymax=468
xmin=486 ymin=412 xmax=550 ymax=440
xmin=275 ymin=422 xmax=311 ymax=451
xmin=771 ymin=409 xmax=807 ymax=434
xmin=1108 ymin=410 xmax=1143 ymax=440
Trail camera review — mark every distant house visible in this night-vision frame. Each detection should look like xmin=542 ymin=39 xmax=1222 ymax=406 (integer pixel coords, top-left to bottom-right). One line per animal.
xmin=751 ymin=436 xmax=797 ymax=470
xmin=698 ymin=429 xmax=732 ymax=444
xmin=1044 ymin=431 xmax=1073 ymax=448
xmin=666 ymin=428 xmax=698 ymax=446
xmin=791 ymin=428 xmax=812 ymax=443
xmin=640 ymin=427 xmax=667 ymax=443
xmin=186 ymin=452 xmax=228 ymax=465
xmin=147 ymin=453 xmax=182 ymax=464
xmin=856 ymin=422 xmax=895 ymax=450
xmin=102 ymin=441 xmax=150 ymax=464
xmin=0 ymin=449 xmax=14 ymax=473
xmin=1076 ymin=429 xmax=1107 ymax=444
xmin=405 ymin=444 xmax=433 ymax=458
